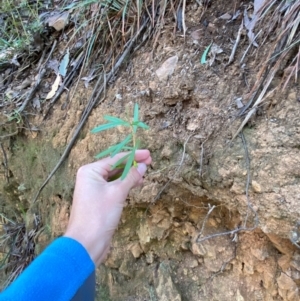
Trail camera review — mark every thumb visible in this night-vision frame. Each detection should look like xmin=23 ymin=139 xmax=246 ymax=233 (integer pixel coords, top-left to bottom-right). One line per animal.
xmin=121 ymin=163 xmax=147 ymax=189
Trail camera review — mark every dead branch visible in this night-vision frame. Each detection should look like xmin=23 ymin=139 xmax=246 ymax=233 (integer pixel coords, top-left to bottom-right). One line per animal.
xmin=198 ymin=204 xmax=216 ymax=238
xmin=16 ymin=69 xmax=46 ymax=115
xmin=227 ymin=19 xmax=244 ymax=66
xmin=232 ymin=56 xmax=283 ymax=140
xmin=240 ymin=29 xmax=262 ymax=64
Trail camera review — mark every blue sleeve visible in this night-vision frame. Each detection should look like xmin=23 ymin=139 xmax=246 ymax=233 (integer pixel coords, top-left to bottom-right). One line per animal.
xmin=0 ymin=237 xmax=95 ymax=301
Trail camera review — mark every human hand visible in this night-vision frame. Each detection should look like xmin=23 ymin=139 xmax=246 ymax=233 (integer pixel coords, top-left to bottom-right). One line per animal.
xmin=64 ymin=150 xmax=152 ymax=266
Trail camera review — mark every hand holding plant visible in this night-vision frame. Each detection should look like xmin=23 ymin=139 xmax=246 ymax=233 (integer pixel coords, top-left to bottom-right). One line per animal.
xmin=91 ymin=103 xmax=149 ymax=180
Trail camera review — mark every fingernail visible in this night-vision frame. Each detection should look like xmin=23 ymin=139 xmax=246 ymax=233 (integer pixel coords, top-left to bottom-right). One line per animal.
xmin=137 ymin=163 xmax=147 ymax=176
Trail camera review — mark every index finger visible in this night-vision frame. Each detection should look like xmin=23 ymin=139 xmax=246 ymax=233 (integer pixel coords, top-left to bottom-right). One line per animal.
xmin=96 ymin=149 xmax=151 ymax=172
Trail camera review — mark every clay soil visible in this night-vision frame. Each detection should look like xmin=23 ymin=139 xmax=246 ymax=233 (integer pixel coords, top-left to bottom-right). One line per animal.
xmin=1 ymin=0 xmax=300 ymax=300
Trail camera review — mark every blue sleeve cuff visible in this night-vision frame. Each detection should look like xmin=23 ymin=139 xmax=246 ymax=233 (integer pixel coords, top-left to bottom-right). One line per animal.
xmin=0 ymin=237 xmax=95 ymax=301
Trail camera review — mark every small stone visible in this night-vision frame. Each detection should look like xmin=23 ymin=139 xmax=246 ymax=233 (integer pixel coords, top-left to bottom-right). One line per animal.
xmin=155 ymin=262 xmax=182 ymax=301
xmin=156 ymin=56 xmax=178 ymax=81
xmin=277 ymin=273 xmax=297 ymax=290
xmin=252 ymin=180 xmax=262 ymax=193
xmin=187 ymin=120 xmax=199 ymax=131
xmin=288 ymin=91 xmax=297 ymax=102
xmin=219 ymin=13 xmax=232 ymax=20
xmin=287 ymin=288 xmax=299 ymax=301
xmin=278 ymin=255 xmax=292 ymax=271
xmin=251 ymin=248 xmax=268 ymax=261
xmin=191 ymin=242 xmax=207 ymax=256
xmin=128 ymin=242 xmax=143 ymax=258
xmin=146 ymin=251 xmax=155 ymax=264
xmin=291 ymin=253 xmax=300 ymax=271
xmin=186 ymin=258 xmax=198 ymax=268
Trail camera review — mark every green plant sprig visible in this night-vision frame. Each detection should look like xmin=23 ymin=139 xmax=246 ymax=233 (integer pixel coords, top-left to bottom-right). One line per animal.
xmin=91 ymin=103 xmax=149 ymax=180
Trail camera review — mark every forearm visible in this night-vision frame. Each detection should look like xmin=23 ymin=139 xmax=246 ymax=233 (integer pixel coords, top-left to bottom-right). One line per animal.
xmin=0 ymin=237 xmax=95 ymax=301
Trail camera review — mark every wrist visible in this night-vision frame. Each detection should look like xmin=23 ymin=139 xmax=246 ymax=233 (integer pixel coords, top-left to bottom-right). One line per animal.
xmin=64 ymin=227 xmax=109 ymax=266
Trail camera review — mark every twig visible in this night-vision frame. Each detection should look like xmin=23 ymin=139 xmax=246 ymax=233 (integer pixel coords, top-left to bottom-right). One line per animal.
xmin=33 ymin=20 xmax=150 ymax=203
xmin=199 ymin=140 xmax=206 ymax=177
xmin=153 ymin=133 xmax=193 ymax=202
xmin=0 ymin=143 xmax=9 ymax=183
xmin=0 ymin=130 xmax=19 ymax=140
xmin=240 ymin=132 xmax=257 ymax=227
xmin=240 ymin=30 xmax=262 ymax=64
xmin=176 ymin=197 xmax=212 ymax=210
xmin=198 ymin=204 xmax=216 ymax=238
xmin=197 ymin=225 xmax=253 ymax=243
xmin=207 ymin=243 xmax=237 ymax=281
xmin=16 ymin=69 xmax=46 ymax=114
xmin=16 ymin=40 xmax=57 ymax=115
xmin=227 ymin=19 xmax=244 ymax=66
xmin=182 ymin=0 xmax=187 ymax=39
xmin=232 ymin=56 xmax=283 ymax=140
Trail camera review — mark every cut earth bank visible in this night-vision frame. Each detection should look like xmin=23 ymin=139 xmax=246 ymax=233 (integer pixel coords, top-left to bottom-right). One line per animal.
xmin=2 ymin=1 xmax=300 ymax=301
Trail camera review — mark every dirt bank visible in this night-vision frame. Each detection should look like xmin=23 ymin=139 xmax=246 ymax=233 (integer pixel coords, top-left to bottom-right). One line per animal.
xmin=1 ymin=0 xmax=300 ymax=300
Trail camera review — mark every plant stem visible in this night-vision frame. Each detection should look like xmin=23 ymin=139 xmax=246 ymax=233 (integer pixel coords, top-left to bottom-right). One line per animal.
xmin=131 ymin=122 xmax=137 ymax=167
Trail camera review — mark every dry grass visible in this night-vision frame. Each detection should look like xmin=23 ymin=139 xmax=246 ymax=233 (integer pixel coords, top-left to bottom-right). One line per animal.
xmin=0 ymin=213 xmax=40 ymax=289
xmin=233 ymin=0 xmax=300 ymax=139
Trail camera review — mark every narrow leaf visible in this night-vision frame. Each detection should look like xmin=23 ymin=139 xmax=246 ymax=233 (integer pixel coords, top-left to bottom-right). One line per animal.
xmin=121 ymin=150 xmax=136 ymax=180
xmin=134 ymin=103 xmax=139 ymax=122
xmin=91 ymin=123 xmax=119 ymax=133
xmin=137 ymin=121 xmax=149 ymax=129
xmin=104 ymin=115 xmax=130 ymax=126
xmin=111 ymin=134 xmax=132 ymax=157
xmin=111 ymin=153 xmax=131 ymax=170
xmin=95 ymin=145 xmax=119 ymax=159
xmin=133 ymin=103 xmax=139 ymax=133
xmin=59 ymin=49 xmax=70 ymax=77
xmin=201 ymin=43 xmax=212 ymax=64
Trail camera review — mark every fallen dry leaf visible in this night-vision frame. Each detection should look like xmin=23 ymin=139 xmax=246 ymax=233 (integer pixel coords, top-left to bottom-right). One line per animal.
xmin=208 ymin=43 xmax=223 ymax=66
xmin=219 ymin=13 xmax=232 ymax=20
xmin=46 ymin=74 xmax=61 ymax=100
xmin=47 ymin=12 xmax=69 ymax=31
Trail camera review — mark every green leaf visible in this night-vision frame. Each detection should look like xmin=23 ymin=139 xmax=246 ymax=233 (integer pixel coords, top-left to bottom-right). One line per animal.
xmin=104 ymin=115 xmax=130 ymax=126
xmin=91 ymin=122 xmax=120 ymax=133
xmin=59 ymin=49 xmax=70 ymax=77
xmin=111 ymin=134 xmax=132 ymax=157
xmin=121 ymin=149 xmax=136 ymax=180
xmin=133 ymin=103 xmax=139 ymax=133
xmin=201 ymin=43 xmax=212 ymax=64
xmin=137 ymin=121 xmax=149 ymax=129
xmin=95 ymin=145 xmax=119 ymax=159
xmin=111 ymin=153 xmax=131 ymax=170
